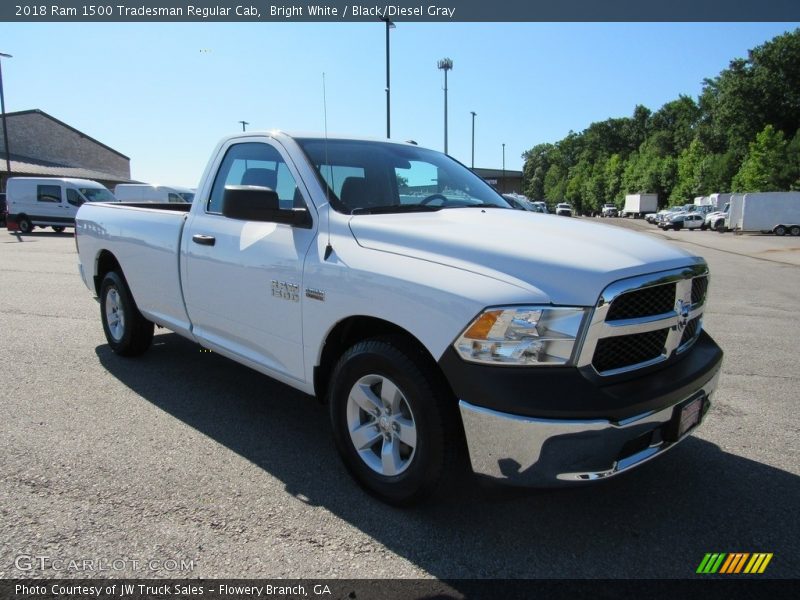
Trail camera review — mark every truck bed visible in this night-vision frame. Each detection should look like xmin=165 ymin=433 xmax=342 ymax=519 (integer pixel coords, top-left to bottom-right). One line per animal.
xmin=76 ymin=202 xmax=193 ymax=337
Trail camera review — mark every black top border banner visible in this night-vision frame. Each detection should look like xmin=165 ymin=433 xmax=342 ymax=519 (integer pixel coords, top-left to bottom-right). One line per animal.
xmin=3 ymin=0 xmax=800 ymax=22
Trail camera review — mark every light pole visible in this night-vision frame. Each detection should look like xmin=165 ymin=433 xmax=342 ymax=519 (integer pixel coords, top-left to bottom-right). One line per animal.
xmin=470 ymin=111 xmax=476 ymax=169
xmin=0 ymin=52 xmax=12 ymax=190
xmin=381 ymin=18 xmax=395 ymax=139
xmin=437 ymin=58 xmax=453 ymax=154
xmin=502 ymin=143 xmax=506 ymax=194
xmin=238 ymin=120 xmax=249 ymax=132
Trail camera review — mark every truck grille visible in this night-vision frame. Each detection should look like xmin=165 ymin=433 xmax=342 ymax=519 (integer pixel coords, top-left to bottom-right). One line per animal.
xmin=578 ymin=265 xmax=709 ymax=376
xmin=606 ymin=283 xmax=676 ymax=320
xmin=593 ymin=329 xmax=669 ymax=373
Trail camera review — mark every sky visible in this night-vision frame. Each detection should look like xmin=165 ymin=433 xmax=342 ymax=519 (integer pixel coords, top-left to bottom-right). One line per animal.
xmin=1 ymin=22 xmax=798 ymax=187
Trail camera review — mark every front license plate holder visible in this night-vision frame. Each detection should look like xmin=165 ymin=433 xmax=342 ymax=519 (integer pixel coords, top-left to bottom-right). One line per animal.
xmin=665 ymin=395 xmax=705 ymax=442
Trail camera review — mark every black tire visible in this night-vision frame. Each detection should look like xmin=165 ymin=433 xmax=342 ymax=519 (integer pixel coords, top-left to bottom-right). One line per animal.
xmin=715 ymin=221 xmax=726 ymax=232
xmin=52 ymin=226 xmax=65 ymax=233
xmin=700 ymin=223 xmax=707 ymax=231
xmin=18 ymin=215 xmax=33 ymax=233
xmin=789 ymin=225 xmax=800 ymax=237
xmin=774 ymin=225 xmax=787 ymax=236
xmin=328 ymin=337 xmax=463 ymax=506
xmin=99 ymin=271 xmax=154 ymax=356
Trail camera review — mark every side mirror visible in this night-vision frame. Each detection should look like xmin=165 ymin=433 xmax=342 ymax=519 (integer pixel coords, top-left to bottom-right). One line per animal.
xmin=222 ymin=186 xmax=310 ymax=228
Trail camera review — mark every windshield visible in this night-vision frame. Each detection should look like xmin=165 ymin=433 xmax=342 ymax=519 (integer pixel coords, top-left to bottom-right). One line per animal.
xmin=79 ymin=187 xmax=117 ymax=202
xmin=296 ymin=138 xmax=510 ymax=214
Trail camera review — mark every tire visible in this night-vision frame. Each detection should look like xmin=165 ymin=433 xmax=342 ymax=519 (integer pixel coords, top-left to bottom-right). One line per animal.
xmin=789 ymin=225 xmax=800 ymax=237
xmin=52 ymin=226 xmax=65 ymax=233
xmin=328 ymin=337 xmax=463 ymax=506
xmin=99 ymin=271 xmax=154 ymax=356
xmin=715 ymin=221 xmax=726 ymax=232
xmin=18 ymin=215 xmax=33 ymax=233
xmin=700 ymin=224 xmax=707 ymax=231
xmin=774 ymin=225 xmax=787 ymax=236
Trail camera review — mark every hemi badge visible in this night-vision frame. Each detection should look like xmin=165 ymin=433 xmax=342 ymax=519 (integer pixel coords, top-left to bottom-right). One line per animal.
xmin=306 ymin=288 xmax=325 ymax=301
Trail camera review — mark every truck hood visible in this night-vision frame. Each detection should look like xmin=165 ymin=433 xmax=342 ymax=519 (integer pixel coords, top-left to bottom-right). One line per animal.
xmin=348 ymin=209 xmax=698 ymax=305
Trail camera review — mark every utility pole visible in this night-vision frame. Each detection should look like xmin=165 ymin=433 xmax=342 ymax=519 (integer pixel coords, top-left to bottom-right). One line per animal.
xmin=470 ymin=111 xmax=476 ymax=169
xmin=502 ymin=143 xmax=506 ymax=194
xmin=239 ymin=120 xmax=249 ymax=132
xmin=0 ymin=52 xmax=12 ymax=190
xmin=437 ymin=58 xmax=453 ymax=155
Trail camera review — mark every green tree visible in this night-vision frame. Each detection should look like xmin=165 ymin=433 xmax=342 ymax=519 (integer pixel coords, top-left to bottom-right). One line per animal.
xmin=732 ymin=125 xmax=791 ymax=191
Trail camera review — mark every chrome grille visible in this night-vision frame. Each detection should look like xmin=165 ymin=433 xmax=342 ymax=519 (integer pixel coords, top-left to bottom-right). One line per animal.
xmin=578 ymin=264 xmax=709 ymax=376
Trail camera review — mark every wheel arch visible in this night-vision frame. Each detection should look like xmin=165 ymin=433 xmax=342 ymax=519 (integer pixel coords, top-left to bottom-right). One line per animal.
xmin=93 ymin=249 xmax=123 ymax=296
xmin=314 ymin=315 xmax=446 ymax=402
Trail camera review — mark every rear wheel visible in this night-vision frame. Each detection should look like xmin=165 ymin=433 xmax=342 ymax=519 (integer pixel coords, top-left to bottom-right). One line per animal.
xmin=789 ymin=225 xmax=800 ymax=237
xmin=100 ymin=271 xmax=154 ymax=356
xmin=774 ymin=225 xmax=787 ymax=236
xmin=328 ymin=338 xmax=463 ymax=506
xmin=18 ymin=216 xmax=33 ymax=233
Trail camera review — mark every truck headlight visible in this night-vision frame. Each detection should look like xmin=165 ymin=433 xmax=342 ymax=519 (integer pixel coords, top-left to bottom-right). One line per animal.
xmin=454 ymin=306 xmax=588 ymax=366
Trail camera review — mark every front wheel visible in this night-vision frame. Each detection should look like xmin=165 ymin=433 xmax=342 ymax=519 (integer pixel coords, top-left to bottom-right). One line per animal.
xmin=328 ymin=338 xmax=463 ymax=506
xmin=789 ymin=225 xmax=800 ymax=237
xmin=774 ymin=225 xmax=787 ymax=236
xmin=100 ymin=271 xmax=154 ymax=356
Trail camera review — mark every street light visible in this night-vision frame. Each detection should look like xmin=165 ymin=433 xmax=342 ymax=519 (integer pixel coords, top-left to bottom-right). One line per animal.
xmin=238 ymin=120 xmax=249 ymax=132
xmin=0 ymin=52 xmax=12 ymax=189
xmin=381 ymin=18 xmax=395 ymax=139
xmin=437 ymin=58 xmax=453 ymax=154
xmin=502 ymin=143 xmax=506 ymax=194
xmin=470 ymin=111 xmax=476 ymax=169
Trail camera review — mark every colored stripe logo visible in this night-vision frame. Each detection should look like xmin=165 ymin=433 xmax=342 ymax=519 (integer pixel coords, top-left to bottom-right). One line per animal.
xmin=696 ymin=553 xmax=773 ymax=574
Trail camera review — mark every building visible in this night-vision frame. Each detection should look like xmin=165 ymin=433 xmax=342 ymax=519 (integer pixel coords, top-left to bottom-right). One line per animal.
xmin=471 ymin=167 xmax=524 ymax=195
xmin=0 ymin=109 xmax=130 ymax=192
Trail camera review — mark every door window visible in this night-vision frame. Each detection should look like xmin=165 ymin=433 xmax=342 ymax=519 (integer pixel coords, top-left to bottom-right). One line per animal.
xmin=66 ymin=189 xmax=85 ymax=207
xmin=37 ymin=185 xmax=62 ymax=203
xmin=207 ymin=142 xmax=304 ymax=214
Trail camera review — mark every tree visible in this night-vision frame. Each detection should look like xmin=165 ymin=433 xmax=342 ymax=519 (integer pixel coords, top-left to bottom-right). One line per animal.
xmin=732 ymin=125 xmax=791 ymax=191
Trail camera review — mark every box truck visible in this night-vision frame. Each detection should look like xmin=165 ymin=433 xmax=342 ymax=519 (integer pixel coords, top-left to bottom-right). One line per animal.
xmin=622 ymin=193 xmax=658 ymax=218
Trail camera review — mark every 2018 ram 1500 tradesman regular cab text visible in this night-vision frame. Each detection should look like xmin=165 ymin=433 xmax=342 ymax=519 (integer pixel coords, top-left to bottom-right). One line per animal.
xmin=76 ymin=132 xmax=723 ymax=505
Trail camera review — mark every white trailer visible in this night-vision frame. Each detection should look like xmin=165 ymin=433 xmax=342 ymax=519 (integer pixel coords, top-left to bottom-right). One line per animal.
xmin=728 ymin=192 xmax=800 ymax=235
xmin=622 ymin=193 xmax=658 ymax=218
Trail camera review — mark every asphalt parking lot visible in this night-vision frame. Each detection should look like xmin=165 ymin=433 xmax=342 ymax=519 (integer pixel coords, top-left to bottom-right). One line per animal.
xmin=0 ymin=222 xmax=798 ymax=581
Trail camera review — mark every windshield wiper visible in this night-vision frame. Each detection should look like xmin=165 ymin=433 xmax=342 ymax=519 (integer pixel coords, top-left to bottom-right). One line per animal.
xmin=454 ymin=203 xmax=508 ymax=209
xmin=351 ymin=204 xmax=443 ymax=215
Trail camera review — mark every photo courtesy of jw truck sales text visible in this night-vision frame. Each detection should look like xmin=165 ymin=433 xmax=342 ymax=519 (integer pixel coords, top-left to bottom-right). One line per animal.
xmin=74 ymin=132 xmax=722 ymax=505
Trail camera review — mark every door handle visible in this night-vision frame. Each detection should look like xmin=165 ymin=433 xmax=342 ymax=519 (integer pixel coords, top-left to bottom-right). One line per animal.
xmin=192 ymin=234 xmax=216 ymax=246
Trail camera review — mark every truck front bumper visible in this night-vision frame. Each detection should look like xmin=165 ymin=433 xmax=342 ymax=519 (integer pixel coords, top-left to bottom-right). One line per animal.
xmin=444 ymin=331 xmax=723 ymax=486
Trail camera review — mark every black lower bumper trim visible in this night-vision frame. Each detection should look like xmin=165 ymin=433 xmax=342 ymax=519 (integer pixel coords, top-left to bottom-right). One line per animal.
xmin=439 ymin=330 xmax=723 ymax=421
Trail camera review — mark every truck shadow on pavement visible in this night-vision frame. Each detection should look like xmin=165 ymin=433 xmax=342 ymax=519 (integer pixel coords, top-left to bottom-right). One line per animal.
xmin=96 ymin=333 xmax=799 ymax=579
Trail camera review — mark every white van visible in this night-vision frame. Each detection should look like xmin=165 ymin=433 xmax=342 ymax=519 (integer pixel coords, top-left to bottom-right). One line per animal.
xmin=114 ymin=184 xmax=194 ymax=204
xmin=6 ymin=177 xmax=117 ymax=233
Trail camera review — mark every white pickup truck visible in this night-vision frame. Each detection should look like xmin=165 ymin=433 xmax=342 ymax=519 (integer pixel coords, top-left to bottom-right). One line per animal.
xmin=76 ymin=132 xmax=723 ymax=505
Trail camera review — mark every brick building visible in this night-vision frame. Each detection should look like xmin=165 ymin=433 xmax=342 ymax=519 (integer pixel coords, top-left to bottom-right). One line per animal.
xmin=0 ymin=109 xmax=130 ymax=192
xmin=472 ymin=167 xmax=524 ymax=195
